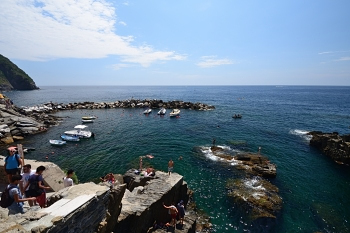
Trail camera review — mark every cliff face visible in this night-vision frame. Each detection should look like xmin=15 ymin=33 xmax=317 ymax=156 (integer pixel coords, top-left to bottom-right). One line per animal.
xmin=0 ymin=54 xmax=39 ymax=91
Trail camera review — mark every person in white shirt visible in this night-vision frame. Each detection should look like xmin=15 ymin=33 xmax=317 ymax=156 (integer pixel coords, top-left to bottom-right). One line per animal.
xmin=19 ymin=164 xmax=35 ymax=206
xmin=63 ymin=169 xmax=74 ymax=187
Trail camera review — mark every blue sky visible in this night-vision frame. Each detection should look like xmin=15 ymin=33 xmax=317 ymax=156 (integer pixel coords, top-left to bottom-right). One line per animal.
xmin=1 ymin=0 xmax=350 ymax=86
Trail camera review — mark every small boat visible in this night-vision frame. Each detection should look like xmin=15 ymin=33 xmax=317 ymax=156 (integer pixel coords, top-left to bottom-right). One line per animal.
xmin=232 ymin=114 xmax=242 ymax=119
xmin=82 ymin=116 xmax=97 ymax=120
xmin=82 ymin=119 xmax=94 ymax=123
xmin=64 ymin=125 xmax=93 ymax=138
xmin=49 ymin=140 xmax=66 ymax=146
xmin=157 ymin=108 xmax=166 ymax=115
xmin=60 ymin=134 xmax=80 ymax=142
xmin=143 ymin=108 xmax=152 ymax=114
xmin=169 ymin=109 xmax=180 ymax=117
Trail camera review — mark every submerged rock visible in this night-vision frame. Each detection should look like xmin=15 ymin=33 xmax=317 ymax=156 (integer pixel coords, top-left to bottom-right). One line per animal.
xmin=226 ymin=177 xmax=282 ymax=221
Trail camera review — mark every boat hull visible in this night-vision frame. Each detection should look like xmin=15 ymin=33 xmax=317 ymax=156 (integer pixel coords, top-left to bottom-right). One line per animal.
xmin=61 ymin=135 xmax=80 ymax=141
xmin=49 ymin=140 xmax=66 ymax=146
xmin=64 ymin=130 xmax=92 ymax=138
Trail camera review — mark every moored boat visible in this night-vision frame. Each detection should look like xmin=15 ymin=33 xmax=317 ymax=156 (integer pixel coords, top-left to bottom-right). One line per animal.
xmin=232 ymin=114 xmax=242 ymax=119
xmin=143 ymin=108 xmax=152 ymax=114
xmin=82 ymin=119 xmax=94 ymax=123
xmin=157 ymin=108 xmax=166 ymax=115
xmin=64 ymin=125 xmax=93 ymax=138
xmin=49 ymin=140 xmax=66 ymax=146
xmin=169 ymin=109 xmax=180 ymax=117
xmin=82 ymin=116 xmax=97 ymax=120
xmin=60 ymin=134 xmax=80 ymax=142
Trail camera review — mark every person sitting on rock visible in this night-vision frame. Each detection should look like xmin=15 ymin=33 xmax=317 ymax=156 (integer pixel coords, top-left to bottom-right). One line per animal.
xmin=143 ymin=166 xmax=155 ymax=177
xmin=101 ymin=173 xmax=115 ymax=184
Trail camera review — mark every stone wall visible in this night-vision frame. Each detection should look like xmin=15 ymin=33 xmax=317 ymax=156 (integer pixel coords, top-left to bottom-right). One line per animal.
xmin=0 ymin=183 xmax=113 ymax=233
xmin=0 ymin=158 xmax=198 ymax=233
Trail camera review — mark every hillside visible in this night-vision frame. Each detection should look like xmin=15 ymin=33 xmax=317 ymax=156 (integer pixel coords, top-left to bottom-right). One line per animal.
xmin=0 ymin=54 xmax=39 ymax=90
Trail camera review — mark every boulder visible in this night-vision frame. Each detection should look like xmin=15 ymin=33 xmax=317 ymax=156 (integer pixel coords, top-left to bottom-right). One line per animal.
xmin=309 ymin=131 xmax=350 ymax=165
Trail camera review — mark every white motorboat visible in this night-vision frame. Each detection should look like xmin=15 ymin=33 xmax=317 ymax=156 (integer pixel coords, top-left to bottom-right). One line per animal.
xmin=60 ymin=134 xmax=80 ymax=142
xmin=169 ymin=109 xmax=180 ymax=117
xmin=82 ymin=119 xmax=94 ymax=123
xmin=49 ymin=140 xmax=66 ymax=146
xmin=143 ymin=108 xmax=152 ymax=114
xmin=157 ymin=108 xmax=166 ymax=115
xmin=82 ymin=116 xmax=96 ymax=120
xmin=64 ymin=125 xmax=93 ymax=138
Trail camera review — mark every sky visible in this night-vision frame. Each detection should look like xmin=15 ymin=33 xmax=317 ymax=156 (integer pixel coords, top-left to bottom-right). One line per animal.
xmin=0 ymin=0 xmax=350 ymax=86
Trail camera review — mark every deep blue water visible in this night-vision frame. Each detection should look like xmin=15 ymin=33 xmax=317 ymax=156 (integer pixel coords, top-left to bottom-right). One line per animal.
xmin=3 ymin=86 xmax=350 ymax=233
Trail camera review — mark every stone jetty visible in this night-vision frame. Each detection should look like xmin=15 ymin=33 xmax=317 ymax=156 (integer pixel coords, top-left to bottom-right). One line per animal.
xmin=19 ymin=99 xmax=215 ymax=114
xmin=308 ymin=131 xmax=350 ymax=165
xmin=0 ymin=157 xmax=208 ymax=233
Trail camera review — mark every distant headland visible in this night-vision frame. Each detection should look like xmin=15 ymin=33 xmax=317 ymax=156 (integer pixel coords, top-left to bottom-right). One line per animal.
xmin=0 ymin=54 xmax=39 ymax=91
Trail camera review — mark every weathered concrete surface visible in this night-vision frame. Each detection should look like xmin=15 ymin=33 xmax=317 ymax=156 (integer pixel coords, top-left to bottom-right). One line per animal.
xmin=0 ymin=155 xmax=65 ymax=192
xmin=0 ymin=183 xmax=110 ymax=233
xmin=115 ymin=170 xmax=195 ymax=233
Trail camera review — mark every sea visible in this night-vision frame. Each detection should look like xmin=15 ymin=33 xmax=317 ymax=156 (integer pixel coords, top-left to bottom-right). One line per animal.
xmin=3 ymin=86 xmax=350 ymax=233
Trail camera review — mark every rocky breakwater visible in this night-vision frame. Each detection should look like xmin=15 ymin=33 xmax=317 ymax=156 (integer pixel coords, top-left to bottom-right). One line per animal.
xmin=0 ymin=99 xmax=61 ymax=145
xmin=210 ymin=146 xmax=282 ymax=225
xmin=308 ymin=131 xmax=350 ymax=165
xmin=20 ymin=99 xmax=215 ymax=113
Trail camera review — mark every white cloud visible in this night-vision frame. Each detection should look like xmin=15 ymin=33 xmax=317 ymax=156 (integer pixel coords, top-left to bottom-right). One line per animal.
xmin=197 ymin=56 xmax=234 ymax=68
xmin=335 ymin=57 xmax=350 ymax=61
xmin=112 ymin=63 xmax=131 ymax=70
xmin=119 ymin=21 xmax=127 ymax=26
xmin=0 ymin=0 xmax=184 ymax=67
xmin=319 ymin=50 xmax=350 ymax=55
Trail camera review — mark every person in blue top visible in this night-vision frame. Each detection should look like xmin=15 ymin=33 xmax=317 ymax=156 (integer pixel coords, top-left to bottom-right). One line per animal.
xmin=4 ymin=148 xmax=22 ymax=183
xmin=7 ymin=175 xmax=36 ymax=215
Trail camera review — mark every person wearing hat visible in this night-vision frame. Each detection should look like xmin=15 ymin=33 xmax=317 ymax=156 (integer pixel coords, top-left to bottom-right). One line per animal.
xmin=4 ymin=148 xmax=22 ymax=183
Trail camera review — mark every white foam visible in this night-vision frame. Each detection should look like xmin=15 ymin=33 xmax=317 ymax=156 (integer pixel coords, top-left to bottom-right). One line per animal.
xmin=243 ymin=177 xmax=265 ymax=191
xmin=200 ymin=146 xmax=219 ymax=161
xmin=199 ymin=145 xmax=242 ymax=165
xmin=289 ymin=129 xmax=312 ymax=141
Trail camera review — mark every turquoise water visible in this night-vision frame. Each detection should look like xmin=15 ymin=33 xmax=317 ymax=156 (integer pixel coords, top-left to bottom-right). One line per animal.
xmin=4 ymin=86 xmax=350 ymax=232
